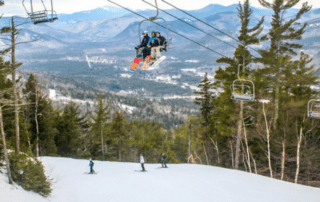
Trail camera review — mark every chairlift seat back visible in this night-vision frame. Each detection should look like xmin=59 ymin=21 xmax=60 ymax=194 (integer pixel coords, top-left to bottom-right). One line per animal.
xmin=30 ymin=11 xmax=48 ymax=19
xmin=232 ymin=93 xmax=254 ymax=101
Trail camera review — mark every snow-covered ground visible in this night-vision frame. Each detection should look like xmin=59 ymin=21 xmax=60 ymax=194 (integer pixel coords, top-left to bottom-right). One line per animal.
xmin=49 ymin=89 xmax=95 ymax=105
xmin=1 ymin=157 xmax=320 ymax=202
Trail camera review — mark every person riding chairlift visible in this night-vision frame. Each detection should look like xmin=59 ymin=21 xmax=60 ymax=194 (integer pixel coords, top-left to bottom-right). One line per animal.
xmin=135 ymin=31 xmax=150 ymax=59
xmin=142 ymin=31 xmax=159 ymax=64
xmin=150 ymin=31 xmax=166 ymax=62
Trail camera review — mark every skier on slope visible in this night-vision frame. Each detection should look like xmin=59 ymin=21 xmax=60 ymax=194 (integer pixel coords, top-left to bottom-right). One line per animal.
xmin=161 ymin=153 xmax=167 ymax=168
xmin=89 ymin=159 xmax=94 ymax=174
xmin=140 ymin=154 xmax=146 ymax=171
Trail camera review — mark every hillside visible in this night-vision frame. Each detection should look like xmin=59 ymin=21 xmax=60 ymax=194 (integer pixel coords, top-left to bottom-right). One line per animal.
xmin=1 ymin=157 xmax=320 ymax=202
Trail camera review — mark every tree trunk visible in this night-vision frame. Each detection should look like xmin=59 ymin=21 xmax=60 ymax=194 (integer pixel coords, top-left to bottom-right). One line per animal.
xmin=100 ymin=127 xmax=104 ymax=156
xmin=242 ymin=153 xmax=248 ymax=172
xmin=11 ymin=17 xmax=19 ymax=154
xmin=235 ymin=100 xmax=243 ymax=169
xmin=0 ymin=107 xmax=14 ymax=184
xmin=243 ymin=120 xmax=252 ymax=173
xmin=188 ymin=119 xmax=192 ymax=162
xmin=209 ymin=137 xmax=220 ymax=164
xmin=263 ymin=103 xmax=273 ymax=178
xmin=249 ymin=149 xmax=257 ymax=174
xmin=230 ymin=141 xmax=234 ymax=169
xmin=119 ymin=134 xmax=121 ymax=162
xmin=203 ymin=142 xmax=209 ymax=165
xmin=295 ymin=117 xmax=304 ymax=184
xmin=281 ymin=138 xmax=286 ymax=180
xmin=35 ymin=84 xmax=39 ymax=158
xmin=273 ymin=83 xmax=280 ymax=129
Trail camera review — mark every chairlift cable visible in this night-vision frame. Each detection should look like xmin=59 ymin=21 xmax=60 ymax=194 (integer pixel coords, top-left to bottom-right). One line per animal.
xmin=107 ymin=0 xmax=227 ymax=57
xmin=161 ymin=0 xmax=260 ymax=55
xmin=142 ymin=0 xmax=238 ymax=49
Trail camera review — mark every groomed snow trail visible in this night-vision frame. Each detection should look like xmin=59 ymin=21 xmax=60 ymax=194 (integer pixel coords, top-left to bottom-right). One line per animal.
xmin=2 ymin=157 xmax=320 ymax=202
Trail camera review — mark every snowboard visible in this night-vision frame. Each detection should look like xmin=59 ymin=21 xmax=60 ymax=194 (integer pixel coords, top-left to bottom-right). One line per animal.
xmin=141 ymin=56 xmax=154 ymax=70
xmin=148 ymin=56 xmax=166 ymax=70
xmin=135 ymin=170 xmax=148 ymax=172
xmin=129 ymin=57 xmax=143 ymax=72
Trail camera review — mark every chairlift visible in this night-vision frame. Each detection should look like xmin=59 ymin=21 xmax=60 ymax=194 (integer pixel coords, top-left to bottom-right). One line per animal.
xmin=22 ymin=0 xmax=58 ymax=25
xmin=139 ymin=0 xmax=170 ymax=52
xmin=0 ymin=1 xmax=4 ymax=6
xmin=231 ymin=64 xmax=255 ymax=101
xmin=307 ymin=99 xmax=320 ymax=119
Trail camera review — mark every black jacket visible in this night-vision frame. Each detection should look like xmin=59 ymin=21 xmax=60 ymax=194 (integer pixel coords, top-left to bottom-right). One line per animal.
xmin=140 ymin=35 xmax=150 ymax=48
xmin=149 ymin=38 xmax=160 ymax=48
xmin=158 ymin=36 xmax=166 ymax=46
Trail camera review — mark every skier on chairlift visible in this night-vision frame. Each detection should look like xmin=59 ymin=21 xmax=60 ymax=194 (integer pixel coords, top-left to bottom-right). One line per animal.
xmin=129 ymin=31 xmax=150 ymax=72
xmin=141 ymin=31 xmax=159 ymax=68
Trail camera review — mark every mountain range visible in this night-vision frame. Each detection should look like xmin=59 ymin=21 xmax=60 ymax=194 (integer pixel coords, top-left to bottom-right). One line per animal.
xmin=1 ymin=4 xmax=320 ymax=100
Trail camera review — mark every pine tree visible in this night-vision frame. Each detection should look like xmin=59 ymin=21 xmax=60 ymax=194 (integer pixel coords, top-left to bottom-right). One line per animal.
xmin=110 ymin=110 xmax=127 ymax=162
xmin=23 ymin=74 xmax=58 ymax=156
xmin=214 ymin=0 xmax=264 ymax=169
xmin=56 ymin=102 xmax=87 ymax=156
xmin=194 ymin=72 xmax=213 ymax=126
xmin=90 ymin=95 xmax=111 ymax=158
xmin=257 ymin=0 xmax=312 ymax=128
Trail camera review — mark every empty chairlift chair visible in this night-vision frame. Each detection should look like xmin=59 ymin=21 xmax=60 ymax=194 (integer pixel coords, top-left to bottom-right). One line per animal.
xmin=231 ymin=65 xmax=255 ymax=101
xmin=22 ymin=0 xmax=58 ymax=25
xmin=308 ymin=99 xmax=320 ymax=119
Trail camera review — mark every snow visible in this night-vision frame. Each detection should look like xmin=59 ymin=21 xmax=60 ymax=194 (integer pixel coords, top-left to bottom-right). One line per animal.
xmin=181 ymin=68 xmax=197 ymax=73
xmin=49 ymin=89 xmax=94 ymax=105
xmin=1 ymin=157 xmax=320 ymax=202
xmin=119 ymin=104 xmax=136 ymax=114
xmin=120 ymin=74 xmax=132 ymax=78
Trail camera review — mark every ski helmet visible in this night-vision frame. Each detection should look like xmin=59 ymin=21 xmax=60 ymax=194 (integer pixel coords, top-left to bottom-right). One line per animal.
xmin=143 ymin=30 xmax=148 ymax=35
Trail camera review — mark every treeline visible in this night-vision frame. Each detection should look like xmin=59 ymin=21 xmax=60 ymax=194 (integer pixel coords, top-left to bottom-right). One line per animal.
xmin=184 ymin=0 xmax=320 ymax=187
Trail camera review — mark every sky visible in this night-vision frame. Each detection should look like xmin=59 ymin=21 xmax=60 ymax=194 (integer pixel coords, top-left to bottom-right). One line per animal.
xmin=2 ymin=0 xmax=320 ymax=16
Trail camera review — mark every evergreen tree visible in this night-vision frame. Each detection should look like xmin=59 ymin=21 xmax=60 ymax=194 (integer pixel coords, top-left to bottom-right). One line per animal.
xmin=110 ymin=110 xmax=127 ymax=162
xmin=214 ymin=0 xmax=264 ymax=169
xmin=257 ymin=0 xmax=312 ymax=128
xmin=23 ymin=74 xmax=58 ymax=156
xmin=194 ymin=72 xmax=213 ymax=126
xmin=90 ymin=94 xmax=111 ymax=158
xmin=56 ymin=102 xmax=88 ymax=156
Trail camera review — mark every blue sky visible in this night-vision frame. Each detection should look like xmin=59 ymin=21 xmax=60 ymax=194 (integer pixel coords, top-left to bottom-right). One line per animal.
xmin=2 ymin=0 xmax=319 ymax=16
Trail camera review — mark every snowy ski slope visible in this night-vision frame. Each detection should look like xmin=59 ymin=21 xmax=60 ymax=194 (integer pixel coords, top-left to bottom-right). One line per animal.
xmin=1 ymin=157 xmax=320 ymax=202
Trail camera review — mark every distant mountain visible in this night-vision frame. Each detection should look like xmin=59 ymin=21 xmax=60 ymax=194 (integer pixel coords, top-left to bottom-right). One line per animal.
xmin=50 ymin=6 xmax=130 ymax=28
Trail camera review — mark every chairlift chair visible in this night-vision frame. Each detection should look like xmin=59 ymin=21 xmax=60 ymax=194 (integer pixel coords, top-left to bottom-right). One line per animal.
xmin=307 ymin=99 xmax=320 ymax=119
xmin=139 ymin=0 xmax=170 ymax=53
xmin=231 ymin=64 xmax=255 ymax=101
xmin=22 ymin=0 xmax=58 ymax=25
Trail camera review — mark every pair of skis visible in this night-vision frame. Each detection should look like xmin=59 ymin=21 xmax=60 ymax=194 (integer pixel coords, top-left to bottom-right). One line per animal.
xmin=129 ymin=56 xmax=166 ymax=72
